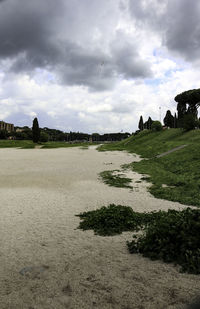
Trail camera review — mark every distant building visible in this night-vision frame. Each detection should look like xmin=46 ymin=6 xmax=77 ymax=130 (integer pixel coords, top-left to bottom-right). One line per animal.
xmin=0 ymin=121 xmax=14 ymax=132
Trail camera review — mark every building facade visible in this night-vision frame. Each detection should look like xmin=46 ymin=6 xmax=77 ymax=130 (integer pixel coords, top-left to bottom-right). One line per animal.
xmin=0 ymin=121 xmax=14 ymax=132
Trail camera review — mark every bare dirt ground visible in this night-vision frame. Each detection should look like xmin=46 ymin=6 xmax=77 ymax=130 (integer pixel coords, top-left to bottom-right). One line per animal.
xmin=0 ymin=146 xmax=199 ymax=309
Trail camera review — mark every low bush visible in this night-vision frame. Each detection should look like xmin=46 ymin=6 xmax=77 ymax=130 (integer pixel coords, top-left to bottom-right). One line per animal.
xmin=76 ymin=204 xmax=161 ymax=236
xmin=127 ymin=207 xmax=200 ymax=274
xmin=77 ymin=205 xmax=200 ymax=274
xmin=151 ymin=121 xmax=162 ymax=131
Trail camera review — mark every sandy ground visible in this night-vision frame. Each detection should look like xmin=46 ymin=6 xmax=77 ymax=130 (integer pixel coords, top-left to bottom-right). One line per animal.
xmin=0 ymin=146 xmax=199 ymax=309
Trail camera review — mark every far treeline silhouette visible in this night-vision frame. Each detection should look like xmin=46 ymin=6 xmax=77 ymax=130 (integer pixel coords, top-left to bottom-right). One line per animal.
xmin=0 ymin=117 xmax=130 ymax=143
xmin=138 ymin=88 xmax=200 ymax=132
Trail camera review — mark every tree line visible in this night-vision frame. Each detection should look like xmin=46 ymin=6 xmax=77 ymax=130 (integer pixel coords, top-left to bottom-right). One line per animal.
xmin=1 ymin=119 xmax=130 ymax=143
xmin=138 ymin=88 xmax=200 ymax=132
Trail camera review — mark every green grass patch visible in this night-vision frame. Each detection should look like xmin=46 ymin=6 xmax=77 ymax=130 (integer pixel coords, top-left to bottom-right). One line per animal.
xmin=98 ymin=129 xmax=200 ymax=207
xmin=99 ymin=170 xmax=132 ymax=189
xmin=131 ymin=142 xmax=200 ymax=207
xmin=77 ymin=204 xmax=200 ymax=274
xmin=0 ymin=140 xmax=35 ymax=148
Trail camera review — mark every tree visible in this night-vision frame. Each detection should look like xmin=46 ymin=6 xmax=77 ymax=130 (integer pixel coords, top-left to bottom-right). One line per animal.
xmin=138 ymin=116 xmax=144 ymax=131
xmin=163 ymin=110 xmax=174 ymax=128
xmin=182 ymin=114 xmax=197 ymax=131
xmin=175 ymin=88 xmax=200 ymax=127
xmin=32 ymin=117 xmax=40 ymax=143
xmin=0 ymin=130 xmax=7 ymax=139
xmin=39 ymin=131 xmax=49 ymax=142
xmin=151 ymin=121 xmax=162 ymax=131
xmin=147 ymin=117 xmax=153 ymax=130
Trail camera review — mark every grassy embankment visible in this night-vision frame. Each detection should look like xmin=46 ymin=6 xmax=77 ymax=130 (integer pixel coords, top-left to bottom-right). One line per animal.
xmin=98 ymin=129 xmax=200 ymax=207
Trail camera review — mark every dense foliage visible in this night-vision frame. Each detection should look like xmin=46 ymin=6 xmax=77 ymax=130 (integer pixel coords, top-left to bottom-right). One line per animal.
xmin=77 ymin=204 xmax=200 ymax=274
xmin=182 ymin=114 xmax=198 ymax=131
xmin=127 ymin=207 xmax=200 ymax=274
xmin=76 ymin=204 xmax=161 ymax=236
xmin=175 ymin=88 xmax=200 ymax=128
xmin=151 ymin=121 xmax=162 ymax=131
xmin=3 ymin=126 xmax=130 ymax=142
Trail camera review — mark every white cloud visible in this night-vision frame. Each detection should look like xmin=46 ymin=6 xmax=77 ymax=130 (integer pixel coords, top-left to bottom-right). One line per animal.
xmin=0 ymin=0 xmax=199 ymax=132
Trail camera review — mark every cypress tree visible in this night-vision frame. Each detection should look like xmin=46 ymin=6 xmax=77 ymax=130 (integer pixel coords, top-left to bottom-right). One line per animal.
xmin=147 ymin=117 xmax=153 ymax=130
xmin=163 ymin=110 xmax=174 ymax=128
xmin=32 ymin=117 xmax=40 ymax=143
xmin=138 ymin=116 xmax=144 ymax=131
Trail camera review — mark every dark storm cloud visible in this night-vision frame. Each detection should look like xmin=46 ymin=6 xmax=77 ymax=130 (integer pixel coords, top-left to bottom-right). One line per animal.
xmin=129 ymin=0 xmax=200 ymax=62
xmin=164 ymin=0 xmax=200 ymax=61
xmin=0 ymin=0 xmax=152 ymax=91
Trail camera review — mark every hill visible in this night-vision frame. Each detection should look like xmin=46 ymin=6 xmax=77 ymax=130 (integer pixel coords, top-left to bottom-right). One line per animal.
xmin=98 ymin=129 xmax=200 ymax=207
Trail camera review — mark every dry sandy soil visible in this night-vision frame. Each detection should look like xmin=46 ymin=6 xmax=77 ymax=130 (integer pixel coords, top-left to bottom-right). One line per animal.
xmin=0 ymin=146 xmax=199 ymax=309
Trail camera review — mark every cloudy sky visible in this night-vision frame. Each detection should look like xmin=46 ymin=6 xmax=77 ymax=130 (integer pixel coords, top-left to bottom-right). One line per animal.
xmin=0 ymin=0 xmax=200 ymax=133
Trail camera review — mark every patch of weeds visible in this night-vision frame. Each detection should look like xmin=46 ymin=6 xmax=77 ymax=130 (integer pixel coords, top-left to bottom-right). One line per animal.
xmin=127 ymin=207 xmax=200 ymax=274
xmin=77 ymin=204 xmax=200 ymax=274
xmin=76 ymin=204 xmax=163 ymax=236
xmin=99 ymin=170 xmax=132 ymax=189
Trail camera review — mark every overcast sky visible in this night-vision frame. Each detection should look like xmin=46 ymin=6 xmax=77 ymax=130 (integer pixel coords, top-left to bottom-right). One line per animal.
xmin=0 ymin=0 xmax=200 ymax=133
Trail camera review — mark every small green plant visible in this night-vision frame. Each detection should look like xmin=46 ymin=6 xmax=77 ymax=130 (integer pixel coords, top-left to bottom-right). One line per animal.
xmin=99 ymin=170 xmax=132 ymax=189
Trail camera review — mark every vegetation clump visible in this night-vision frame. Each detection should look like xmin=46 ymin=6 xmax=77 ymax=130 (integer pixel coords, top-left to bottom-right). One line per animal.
xmin=99 ymin=170 xmax=132 ymax=189
xmin=76 ymin=204 xmax=159 ymax=236
xmin=127 ymin=207 xmax=200 ymax=274
xmin=151 ymin=121 xmax=162 ymax=131
xmin=77 ymin=205 xmax=200 ymax=274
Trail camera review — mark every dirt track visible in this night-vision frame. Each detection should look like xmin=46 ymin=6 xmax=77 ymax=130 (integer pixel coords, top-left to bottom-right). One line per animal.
xmin=0 ymin=146 xmax=199 ymax=309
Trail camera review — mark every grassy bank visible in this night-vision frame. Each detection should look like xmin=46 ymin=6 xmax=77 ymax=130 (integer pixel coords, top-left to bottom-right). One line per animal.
xmin=99 ymin=129 xmax=200 ymax=207
xmin=98 ymin=129 xmax=200 ymax=157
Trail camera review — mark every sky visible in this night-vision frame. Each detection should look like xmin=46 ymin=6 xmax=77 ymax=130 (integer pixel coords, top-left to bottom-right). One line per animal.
xmin=0 ymin=0 xmax=200 ymax=133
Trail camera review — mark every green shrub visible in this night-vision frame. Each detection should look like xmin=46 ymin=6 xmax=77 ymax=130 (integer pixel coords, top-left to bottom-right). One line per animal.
xmin=183 ymin=114 xmax=198 ymax=131
xmin=40 ymin=131 xmax=49 ymax=142
xmin=76 ymin=204 xmax=160 ymax=236
xmin=77 ymin=205 xmax=200 ymax=274
xmin=127 ymin=207 xmax=200 ymax=274
xmin=151 ymin=121 xmax=162 ymax=131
